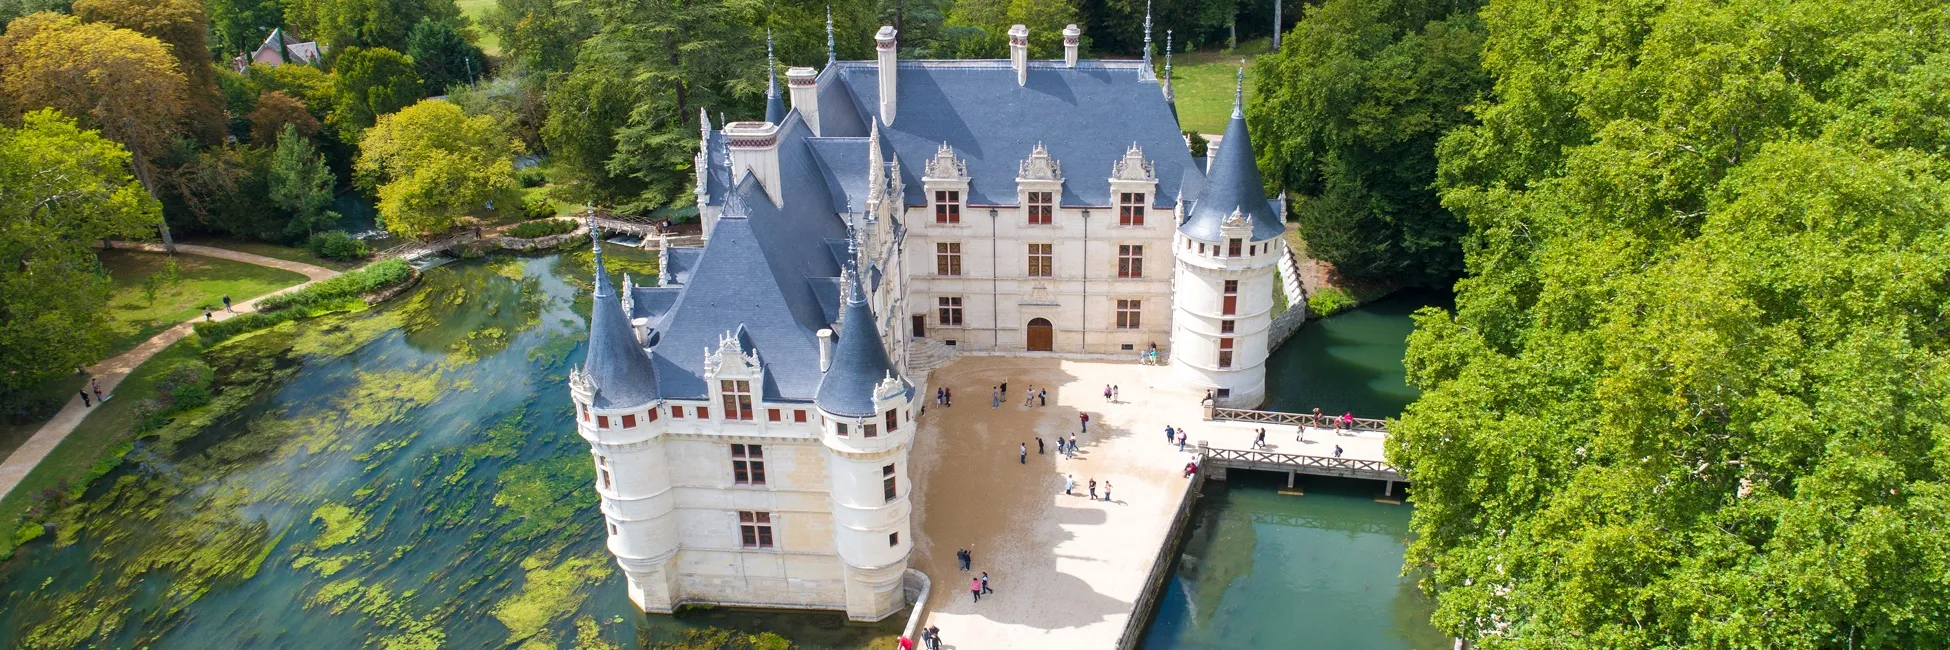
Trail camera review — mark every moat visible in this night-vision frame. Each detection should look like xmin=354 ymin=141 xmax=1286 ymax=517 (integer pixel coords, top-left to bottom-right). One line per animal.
xmin=0 ymin=253 xmax=1445 ymax=648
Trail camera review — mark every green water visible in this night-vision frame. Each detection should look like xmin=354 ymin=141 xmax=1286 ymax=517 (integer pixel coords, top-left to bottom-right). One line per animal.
xmin=0 ymin=251 xmax=899 ymax=649
xmin=1141 ymin=291 xmax=1453 ymax=649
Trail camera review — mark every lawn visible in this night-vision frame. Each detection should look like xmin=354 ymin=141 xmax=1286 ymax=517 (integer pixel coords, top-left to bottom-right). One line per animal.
xmin=0 ymin=341 xmax=201 ymax=555
xmin=99 ymin=249 xmax=310 ymax=355
xmin=458 ymin=0 xmax=500 ymax=56
xmin=183 ymin=237 xmax=365 ymax=271
xmin=1171 ymin=38 xmax=1273 ymax=135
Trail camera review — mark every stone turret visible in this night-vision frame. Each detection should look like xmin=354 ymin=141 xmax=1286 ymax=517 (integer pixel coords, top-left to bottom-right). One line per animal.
xmin=816 ymin=267 xmax=914 ymax=621
xmin=576 ymin=216 xmax=660 ymax=410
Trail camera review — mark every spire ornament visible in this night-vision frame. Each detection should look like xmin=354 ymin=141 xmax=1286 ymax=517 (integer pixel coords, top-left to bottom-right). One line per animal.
xmin=1232 ymin=61 xmax=1246 ymax=119
xmin=1141 ymin=0 xmax=1154 ymax=70
xmin=1163 ymin=29 xmax=1175 ymax=101
xmin=826 ymin=4 xmax=836 ymax=64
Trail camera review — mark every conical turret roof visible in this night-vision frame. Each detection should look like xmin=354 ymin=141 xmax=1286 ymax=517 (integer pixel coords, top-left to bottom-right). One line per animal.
xmin=1180 ymin=66 xmax=1283 ymax=242
xmin=815 ymin=270 xmax=902 ymax=418
xmin=764 ymin=30 xmax=786 ymax=125
xmin=582 ymin=217 xmax=660 ymax=408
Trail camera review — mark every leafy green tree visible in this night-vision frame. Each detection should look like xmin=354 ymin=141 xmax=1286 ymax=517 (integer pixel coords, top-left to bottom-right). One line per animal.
xmin=1250 ymin=0 xmax=1486 ymax=287
xmin=1394 ymin=0 xmax=1950 ymax=647
xmin=406 ymin=18 xmax=484 ymax=95
xmin=164 ymin=141 xmax=278 ymax=240
xmin=0 ymin=110 xmax=161 ymax=393
xmin=330 ymin=46 xmax=424 ymax=140
xmin=357 ymin=99 xmax=522 ymax=237
xmin=540 ymin=65 xmax=641 ymax=204
xmin=208 ymin=0 xmax=281 ymax=57
xmin=481 ymin=0 xmax=592 ymax=72
xmin=72 ymin=0 xmax=229 ymax=145
xmin=282 ymin=0 xmax=460 ymax=52
xmin=269 ymin=124 xmax=341 ymax=240
xmin=0 ymin=0 xmax=69 ymax=29
xmin=945 ymin=0 xmax=1078 ymax=58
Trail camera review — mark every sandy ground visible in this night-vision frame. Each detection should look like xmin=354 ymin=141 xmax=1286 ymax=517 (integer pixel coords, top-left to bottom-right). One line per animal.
xmin=902 ymin=356 xmax=1395 ymax=649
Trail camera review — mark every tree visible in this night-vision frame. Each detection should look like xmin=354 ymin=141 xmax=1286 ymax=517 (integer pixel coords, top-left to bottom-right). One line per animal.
xmin=1394 ymin=0 xmax=1950 ymax=646
xmin=282 ymin=0 xmax=461 ymax=52
xmin=330 ymin=46 xmax=424 ymax=140
xmin=165 ymin=142 xmax=279 ymax=240
xmin=541 ymin=64 xmax=641 ymax=204
xmin=0 ymin=0 xmax=69 ymax=29
xmin=945 ymin=0 xmax=1079 ymax=58
xmin=0 ymin=110 xmax=162 ymax=393
xmin=208 ymin=0 xmax=281 ymax=57
xmin=73 ymin=0 xmax=229 ymax=145
xmin=1250 ymin=0 xmax=1486 ymax=287
xmin=268 ymin=124 xmax=341 ymax=240
xmin=0 ymin=12 xmax=187 ymax=252
xmin=357 ymin=99 xmax=522 ymax=237
xmin=406 ymin=18 xmax=484 ymax=95
xmin=248 ymin=90 xmax=322 ymax=144
xmin=482 ymin=0 xmax=592 ymax=72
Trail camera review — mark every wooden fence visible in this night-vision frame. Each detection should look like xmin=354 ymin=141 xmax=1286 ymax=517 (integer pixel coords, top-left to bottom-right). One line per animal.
xmin=1199 ymin=446 xmax=1403 ymax=482
xmin=1207 ymin=407 xmax=1390 ymax=434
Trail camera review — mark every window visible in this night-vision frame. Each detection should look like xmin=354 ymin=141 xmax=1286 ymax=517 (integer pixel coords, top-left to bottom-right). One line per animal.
xmin=720 ymin=380 xmax=754 ymax=421
xmin=935 ymin=242 xmax=962 ymax=276
xmin=1223 ymin=280 xmax=1238 ymax=316
xmin=621 ymin=414 xmax=637 ymax=428
xmin=934 ymin=190 xmax=960 ymax=224
xmin=1027 ymin=243 xmax=1053 ymax=277
xmin=599 ymin=467 xmax=612 ymax=490
xmin=1198 ymin=242 xmax=1207 ymax=255
xmin=889 ymin=532 xmax=899 ymax=547
xmin=646 ymin=408 xmax=658 ymax=422
xmin=596 ymin=415 xmax=609 ymax=429
xmin=1115 ymin=299 xmax=1141 ymax=329
xmin=883 ymin=464 xmax=897 ymax=502
xmin=885 ymin=409 xmax=899 ymax=433
xmin=608 ymin=521 xmax=618 ymax=536
xmin=738 ymin=511 xmax=774 ymax=548
xmin=671 ymin=406 xmax=684 ymax=418
xmin=1119 ymin=192 xmax=1146 ymax=226
xmin=1219 ymin=338 xmax=1234 ymax=369
xmin=1221 ymin=320 xmax=1235 ymax=334
xmin=863 ymin=423 xmax=878 ymax=438
xmin=1026 ymin=191 xmax=1053 ymax=225
xmin=1117 ymin=245 xmax=1143 ymax=278
xmin=767 ymin=408 xmax=781 ymax=422
xmin=697 ymin=407 xmax=710 ymax=419
xmin=732 ymin=444 xmax=766 ymax=485
xmin=837 ymin=422 xmax=849 ymax=437
xmin=793 ymin=410 xmax=808 ymax=423
xmin=1224 ymin=280 xmax=1239 ymax=294
xmin=580 ymin=405 xmax=589 ymax=422
xmin=1228 ymin=238 xmax=1242 ymax=257
xmin=1217 ymin=388 xmax=1233 ymax=398
xmin=938 ymin=297 xmax=964 ymax=326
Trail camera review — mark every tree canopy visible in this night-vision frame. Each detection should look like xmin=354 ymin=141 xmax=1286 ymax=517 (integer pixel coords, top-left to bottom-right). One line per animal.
xmin=331 ymin=46 xmax=425 ymax=140
xmin=1391 ymin=0 xmax=1950 ymax=646
xmin=0 ymin=110 xmax=162 ymax=392
xmin=406 ymin=18 xmax=485 ymax=96
xmin=248 ymin=90 xmax=323 ymax=145
xmin=72 ymin=0 xmax=229 ymax=144
xmin=357 ymin=99 xmax=522 ymax=238
xmin=282 ymin=0 xmax=461 ymax=52
xmin=269 ymin=124 xmax=341 ymax=240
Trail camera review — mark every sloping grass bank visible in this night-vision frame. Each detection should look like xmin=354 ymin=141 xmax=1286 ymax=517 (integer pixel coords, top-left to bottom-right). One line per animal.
xmin=194 ymin=259 xmax=415 ymax=345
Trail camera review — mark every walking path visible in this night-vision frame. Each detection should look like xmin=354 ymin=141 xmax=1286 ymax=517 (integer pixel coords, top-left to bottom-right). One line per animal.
xmin=0 ymin=243 xmax=338 ymax=501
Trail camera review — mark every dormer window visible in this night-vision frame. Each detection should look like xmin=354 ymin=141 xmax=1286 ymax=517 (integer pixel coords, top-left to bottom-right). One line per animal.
xmin=934 ymin=191 xmax=961 ymax=224
xmin=1026 ymin=191 xmax=1053 ymax=225
xmin=1119 ymin=192 xmax=1146 ymax=226
xmin=720 ymin=380 xmax=754 ymax=420
xmin=1228 ymin=238 xmax=1242 ymax=257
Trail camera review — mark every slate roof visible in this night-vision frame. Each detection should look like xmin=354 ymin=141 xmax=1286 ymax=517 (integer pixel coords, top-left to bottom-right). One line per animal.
xmin=583 ymin=231 xmax=661 ymax=409
xmin=807 ymin=139 xmax=872 ymax=214
xmin=1180 ymin=96 xmax=1284 ymax=241
xmin=832 ymin=61 xmax=1197 ymax=208
xmin=815 ymin=272 xmax=903 ymax=418
xmin=663 ymin=247 xmax=703 ymax=285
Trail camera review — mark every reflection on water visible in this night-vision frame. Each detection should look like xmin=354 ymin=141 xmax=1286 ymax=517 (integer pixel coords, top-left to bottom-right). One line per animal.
xmin=1142 ymin=474 xmax=1447 ymax=650
xmin=1261 ymin=290 xmax=1453 ymax=418
xmin=0 ymin=249 xmax=899 ymax=649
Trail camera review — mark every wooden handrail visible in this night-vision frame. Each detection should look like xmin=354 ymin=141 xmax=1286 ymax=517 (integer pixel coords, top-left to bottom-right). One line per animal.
xmin=1198 ymin=446 xmax=1402 ymax=478
xmin=1207 ymin=407 xmax=1390 ymax=433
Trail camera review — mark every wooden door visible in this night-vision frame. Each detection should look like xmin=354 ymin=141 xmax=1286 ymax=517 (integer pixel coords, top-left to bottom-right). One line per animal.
xmin=1027 ymin=318 xmax=1054 ymax=352
xmin=912 ymin=315 xmax=925 ymax=339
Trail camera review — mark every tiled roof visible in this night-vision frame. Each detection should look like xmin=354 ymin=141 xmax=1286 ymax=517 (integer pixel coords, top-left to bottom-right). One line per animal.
xmin=583 ymin=231 xmax=660 ymax=409
xmin=1180 ymin=100 xmax=1284 ymax=241
xmin=815 ymin=271 xmax=902 ymax=418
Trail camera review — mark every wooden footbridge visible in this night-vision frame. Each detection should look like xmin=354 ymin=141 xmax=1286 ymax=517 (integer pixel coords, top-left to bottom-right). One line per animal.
xmin=1197 ymin=406 xmax=1406 ymax=496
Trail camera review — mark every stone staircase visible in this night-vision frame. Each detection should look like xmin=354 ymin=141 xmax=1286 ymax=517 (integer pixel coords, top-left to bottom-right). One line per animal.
xmin=905 ymin=338 xmax=958 ymax=376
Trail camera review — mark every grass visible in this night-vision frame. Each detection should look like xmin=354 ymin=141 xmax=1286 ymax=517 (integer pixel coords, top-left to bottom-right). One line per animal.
xmin=183 ymin=237 xmax=365 ymax=271
xmin=458 ymin=0 xmax=500 ymax=56
xmin=0 ymin=341 xmax=203 ymax=550
xmin=99 ymin=249 xmax=311 ymax=354
xmin=1171 ymin=38 xmax=1273 ymax=135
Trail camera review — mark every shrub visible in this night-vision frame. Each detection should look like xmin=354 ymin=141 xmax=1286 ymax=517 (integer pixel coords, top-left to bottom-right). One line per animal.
xmin=506 ymin=218 xmax=576 ymax=239
xmin=1307 ymin=286 xmax=1357 ymax=317
xmin=522 ymin=195 xmax=555 ymax=220
xmin=308 ymin=230 xmax=369 ymax=261
xmin=255 ymin=258 xmax=413 ymax=312
xmin=516 ymin=165 xmax=546 ymax=188
xmin=1185 ymin=131 xmax=1210 ymax=158
xmin=192 ymin=311 xmax=294 ymax=345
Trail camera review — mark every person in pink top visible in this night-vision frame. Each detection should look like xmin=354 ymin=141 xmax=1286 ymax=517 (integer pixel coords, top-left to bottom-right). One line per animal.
xmin=970 ymin=577 xmax=983 ymax=603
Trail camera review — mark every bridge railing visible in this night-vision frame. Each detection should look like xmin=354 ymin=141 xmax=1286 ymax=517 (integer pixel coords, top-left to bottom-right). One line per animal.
xmin=1199 ymin=446 xmax=1402 ymax=479
xmin=1207 ymin=407 xmax=1390 ymax=433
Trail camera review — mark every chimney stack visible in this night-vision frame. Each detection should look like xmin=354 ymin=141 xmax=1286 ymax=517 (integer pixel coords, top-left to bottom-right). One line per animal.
xmin=787 ymin=67 xmax=820 ymax=135
xmin=1062 ymin=25 xmax=1080 ymax=67
xmin=1008 ymin=24 xmax=1029 ymax=86
xmin=818 ymin=329 xmax=835 ymax=371
xmin=875 ymin=26 xmax=899 ymax=126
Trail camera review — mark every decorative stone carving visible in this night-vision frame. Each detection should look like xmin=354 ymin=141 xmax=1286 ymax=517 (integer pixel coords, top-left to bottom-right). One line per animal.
xmin=704 ymin=329 xmax=761 ymax=380
xmin=1021 ymin=283 xmax=1058 ymax=305
xmin=1018 ymin=142 xmax=1062 ymax=181
xmin=1111 ymin=142 xmax=1155 ymax=182
xmin=569 ymin=366 xmax=594 ymax=394
xmin=874 ymin=371 xmax=905 ymax=402
xmin=924 ymin=142 xmax=967 ymax=181
xmin=1222 ymin=207 xmax=1252 ymax=228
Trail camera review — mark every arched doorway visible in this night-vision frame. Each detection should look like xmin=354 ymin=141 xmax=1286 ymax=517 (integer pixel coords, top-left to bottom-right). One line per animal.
xmin=1026 ymin=318 xmax=1054 ymax=352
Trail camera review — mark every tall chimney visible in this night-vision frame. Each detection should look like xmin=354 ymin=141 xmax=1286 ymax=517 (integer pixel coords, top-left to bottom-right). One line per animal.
xmin=1008 ymin=24 xmax=1029 ymax=86
xmin=818 ymin=328 xmax=835 ymax=371
xmin=1062 ymin=24 xmax=1080 ymax=67
xmin=875 ymin=26 xmax=898 ymax=126
xmin=787 ymin=67 xmax=820 ymax=136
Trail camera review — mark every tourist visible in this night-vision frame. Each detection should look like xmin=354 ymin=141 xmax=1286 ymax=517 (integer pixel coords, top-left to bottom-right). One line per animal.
xmin=1177 ymin=430 xmax=1187 ymax=452
xmin=1038 ymin=388 xmax=1047 ymax=406
xmin=204 ymin=307 xmax=213 ymax=321
xmin=1112 ymin=385 xmax=1120 ymax=402
xmin=1103 ymin=481 xmax=1112 ymax=501
xmin=980 ymin=572 xmax=993 ymax=594
xmin=945 ymin=387 xmax=952 ymax=407
xmin=1342 ymin=412 xmax=1354 ymax=431
xmin=1312 ymin=407 xmax=1323 ymax=427
xmin=1020 ymin=443 xmax=1027 ymax=465
xmin=1103 ymin=385 xmax=1112 ymax=402
xmin=900 ymin=635 xmax=914 ymax=650
xmin=1064 ymin=474 xmax=1075 ymax=495
xmin=991 ymin=388 xmax=1000 ymax=409
xmin=1165 ymin=424 xmax=1176 ymax=443
xmin=78 ymin=390 xmax=90 ymax=408
xmin=1080 ymin=413 xmax=1089 ymax=433
xmin=1252 ymin=428 xmax=1266 ymax=449
xmin=957 ymin=548 xmax=970 ymax=571
xmin=1037 ymin=437 xmax=1045 ymax=455
xmin=926 ymin=626 xmax=942 ymax=650
xmin=1000 ymin=381 xmax=1008 ymax=395
xmin=1332 ymin=416 xmax=1342 ymax=435
xmin=1069 ymin=435 xmax=1079 ymax=458
xmin=1334 ymin=445 xmax=1344 ymax=458
xmin=1088 ymin=479 xmax=1097 ymax=500
xmin=1183 ymin=461 xmax=1198 ymax=478
xmin=1201 ymin=390 xmax=1215 ymax=405
xmin=970 ymin=577 xmax=982 ymax=603
xmin=936 ymin=388 xmax=944 ymax=406
xmin=221 ymin=294 xmax=232 ymax=313
xmin=91 ymin=378 xmax=103 ymax=404
xmin=1024 ymin=388 xmax=1034 ymax=407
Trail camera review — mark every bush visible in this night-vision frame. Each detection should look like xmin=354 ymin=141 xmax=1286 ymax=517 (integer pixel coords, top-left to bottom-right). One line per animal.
xmin=522 ymin=195 xmax=556 ymax=220
xmin=192 ymin=311 xmax=294 ymax=345
xmin=1307 ymin=286 xmax=1357 ymax=317
xmin=506 ymin=218 xmax=576 ymax=239
xmin=308 ymin=230 xmax=369 ymax=261
xmin=255 ymin=258 xmax=413 ymax=313
xmin=516 ymin=165 xmax=546 ymax=188
xmin=1186 ymin=131 xmax=1210 ymax=158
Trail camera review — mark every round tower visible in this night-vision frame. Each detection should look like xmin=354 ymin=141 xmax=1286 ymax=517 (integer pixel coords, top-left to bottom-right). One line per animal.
xmin=1170 ymin=68 xmax=1285 ymax=408
xmin=569 ymin=218 xmax=678 ymax=612
xmin=814 ymin=269 xmax=915 ymax=621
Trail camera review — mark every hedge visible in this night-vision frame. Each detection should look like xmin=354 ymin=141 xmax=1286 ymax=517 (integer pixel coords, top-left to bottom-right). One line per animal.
xmin=255 ymin=258 xmax=413 ymax=313
xmin=506 ymin=218 xmax=576 ymax=239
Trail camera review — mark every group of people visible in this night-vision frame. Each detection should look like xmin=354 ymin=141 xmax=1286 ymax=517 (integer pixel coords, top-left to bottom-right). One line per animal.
xmin=1100 ymin=384 xmax=1120 ymax=403
xmin=1163 ymin=424 xmax=1188 ymax=451
xmin=75 ymin=377 xmax=106 ymax=408
xmin=1138 ymin=342 xmax=1162 ymax=365
xmin=904 ymin=625 xmax=944 ymax=650
xmin=1038 ymin=434 xmax=1080 ymax=460
xmin=1062 ymin=474 xmax=1112 ymax=501
xmin=955 ymin=548 xmax=995 ymax=604
xmin=1309 ymin=407 xmax=1358 ymax=435
xmin=933 ymin=387 xmax=953 ymax=407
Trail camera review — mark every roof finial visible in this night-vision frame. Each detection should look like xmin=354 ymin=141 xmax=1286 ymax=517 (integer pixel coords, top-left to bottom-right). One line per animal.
xmin=587 ymin=204 xmax=606 ymax=285
xmin=1232 ymin=61 xmax=1246 ymax=119
xmin=1163 ymin=29 xmax=1174 ymax=99
xmin=1141 ymin=0 xmax=1154 ymax=70
xmin=826 ymin=3 xmax=836 ymax=64
xmin=767 ymin=28 xmax=778 ymax=94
